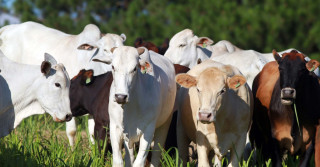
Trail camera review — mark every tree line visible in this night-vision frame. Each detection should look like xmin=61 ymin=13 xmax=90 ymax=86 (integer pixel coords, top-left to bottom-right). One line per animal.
xmin=6 ymin=0 xmax=320 ymax=59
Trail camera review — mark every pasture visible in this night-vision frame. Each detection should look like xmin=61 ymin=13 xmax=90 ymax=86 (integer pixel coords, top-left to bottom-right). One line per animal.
xmin=0 ymin=114 xmax=316 ymax=166
xmin=0 ymin=1 xmax=319 ymax=165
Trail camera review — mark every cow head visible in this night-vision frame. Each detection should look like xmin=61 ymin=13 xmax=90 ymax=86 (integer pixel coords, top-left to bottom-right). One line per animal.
xmin=78 ymin=33 xmax=126 ymax=57
xmin=164 ymin=29 xmax=213 ymax=68
xmin=38 ymin=53 xmax=72 ymax=122
xmin=77 ymin=33 xmax=126 ymax=73
xmin=69 ymin=69 xmax=94 ymax=117
xmin=93 ymin=46 xmax=152 ymax=104
xmin=273 ymin=49 xmax=320 ymax=105
xmin=176 ymin=67 xmax=246 ymax=123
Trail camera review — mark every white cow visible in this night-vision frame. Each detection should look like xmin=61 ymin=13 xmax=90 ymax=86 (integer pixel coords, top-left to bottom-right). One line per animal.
xmin=164 ymin=29 xmax=241 ymax=68
xmin=93 ymin=46 xmax=176 ymax=167
xmin=0 ymin=21 xmax=126 ymax=146
xmin=164 ymin=29 xmax=319 ymax=88
xmin=0 ymin=51 xmax=72 ymax=138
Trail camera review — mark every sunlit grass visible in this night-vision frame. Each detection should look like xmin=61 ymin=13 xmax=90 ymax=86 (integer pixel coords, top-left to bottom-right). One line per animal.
xmin=0 ymin=114 xmax=316 ymax=166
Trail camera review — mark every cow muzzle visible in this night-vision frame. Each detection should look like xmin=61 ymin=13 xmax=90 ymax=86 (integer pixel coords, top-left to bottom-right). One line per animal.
xmin=198 ymin=111 xmax=214 ymax=124
xmin=280 ymin=87 xmax=296 ymax=105
xmin=115 ymin=94 xmax=128 ymax=104
xmin=54 ymin=114 xmax=72 ymax=122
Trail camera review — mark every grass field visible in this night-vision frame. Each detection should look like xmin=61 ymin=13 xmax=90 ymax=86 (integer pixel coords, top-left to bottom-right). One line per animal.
xmin=0 ymin=114 xmax=316 ymax=167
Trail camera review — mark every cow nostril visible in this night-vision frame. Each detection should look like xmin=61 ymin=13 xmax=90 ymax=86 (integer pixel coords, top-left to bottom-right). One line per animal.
xmin=115 ymin=94 xmax=128 ymax=103
xmin=284 ymin=90 xmax=294 ymax=95
xmin=207 ymin=113 xmax=212 ymax=118
xmin=65 ymin=114 xmax=72 ymax=122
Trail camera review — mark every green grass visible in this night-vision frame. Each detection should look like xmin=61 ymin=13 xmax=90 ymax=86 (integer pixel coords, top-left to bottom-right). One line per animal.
xmin=0 ymin=114 xmax=316 ymax=167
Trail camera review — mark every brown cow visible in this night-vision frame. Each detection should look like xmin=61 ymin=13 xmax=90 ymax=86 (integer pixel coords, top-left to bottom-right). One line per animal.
xmin=249 ymin=50 xmax=320 ymax=167
xmin=134 ymin=37 xmax=169 ymax=55
xmin=70 ymin=70 xmax=113 ymax=152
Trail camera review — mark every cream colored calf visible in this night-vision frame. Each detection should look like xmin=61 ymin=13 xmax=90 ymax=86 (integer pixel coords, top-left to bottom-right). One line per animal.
xmin=175 ymin=60 xmax=253 ymax=167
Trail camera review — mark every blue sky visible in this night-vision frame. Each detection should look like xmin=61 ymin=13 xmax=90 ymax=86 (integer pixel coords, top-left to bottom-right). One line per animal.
xmin=2 ymin=0 xmax=14 ymax=8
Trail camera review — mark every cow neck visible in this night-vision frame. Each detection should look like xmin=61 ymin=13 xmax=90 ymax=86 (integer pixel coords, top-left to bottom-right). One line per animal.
xmin=10 ymin=65 xmax=46 ymax=128
xmin=294 ymin=73 xmax=320 ymax=124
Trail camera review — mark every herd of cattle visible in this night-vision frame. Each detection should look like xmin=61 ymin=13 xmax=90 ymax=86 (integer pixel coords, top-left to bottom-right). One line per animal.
xmin=0 ymin=21 xmax=319 ymax=167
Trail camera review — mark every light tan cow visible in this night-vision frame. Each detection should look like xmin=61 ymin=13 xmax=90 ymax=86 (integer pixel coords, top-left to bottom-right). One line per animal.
xmin=175 ymin=59 xmax=253 ymax=167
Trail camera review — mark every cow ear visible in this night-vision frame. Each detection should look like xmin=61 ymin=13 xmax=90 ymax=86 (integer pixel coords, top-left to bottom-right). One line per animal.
xmin=306 ymin=59 xmax=320 ymax=72
xmin=227 ymin=75 xmax=246 ymax=90
xmin=41 ymin=61 xmax=51 ymax=75
xmin=120 ymin=33 xmax=126 ymax=42
xmin=196 ymin=37 xmax=214 ymax=48
xmin=92 ymin=57 xmax=112 ymax=64
xmin=137 ymin=47 xmax=152 ymax=74
xmin=273 ymin=49 xmax=282 ymax=64
xmin=110 ymin=47 xmax=117 ymax=53
xmin=175 ymin=74 xmax=197 ymax=88
xmin=77 ymin=43 xmax=96 ymax=50
xmin=81 ymin=70 xmax=94 ymax=85
xmin=137 ymin=47 xmax=145 ymax=55
xmin=92 ymin=48 xmax=113 ymax=64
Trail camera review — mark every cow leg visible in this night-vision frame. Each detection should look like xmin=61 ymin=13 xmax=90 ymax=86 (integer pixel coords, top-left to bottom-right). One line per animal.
xmin=229 ymin=134 xmax=246 ymax=167
xmin=66 ymin=118 xmax=77 ymax=147
xmin=150 ymin=113 xmax=173 ymax=167
xmin=88 ymin=115 xmax=95 ymax=144
xmin=124 ymin=141 xmax=135 ymax=167
xmin=196 ymin=131 xmax=210 ymax=167
xmin=133 ymin=126 xmax=155 ymax=167
xmin=299 ymin=140 xmax=314 ymax=167
xmin=315 ymin=121 xmax=320 ymax=167
xmin=177 ymin=111 xmax=190 ymax=166
xmin=271 ymin=138 xmax=282 ymax=167
xmin=214 ymin=155 xmax=222 ymax=167
xmin=110 ymin=122 xmax=124 ymax=167
xmin=94 ymin=121 xmax=108 ymax=153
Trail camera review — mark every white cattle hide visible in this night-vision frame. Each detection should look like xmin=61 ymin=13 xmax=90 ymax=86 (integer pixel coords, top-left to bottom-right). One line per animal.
xmin=0 ymin=51 xmax=71 ymax=138
xmin=93 ymin=46 xmax=176 ymax=167
xmin=0 ymin=21 xmax=126 ymax=146
xmin=164 ymin=29 xmax=318 ymax=88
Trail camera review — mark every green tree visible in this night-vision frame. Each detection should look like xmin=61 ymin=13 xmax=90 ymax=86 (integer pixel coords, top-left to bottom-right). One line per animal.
xmin=9 ymin=0 xmax=320 ymax=60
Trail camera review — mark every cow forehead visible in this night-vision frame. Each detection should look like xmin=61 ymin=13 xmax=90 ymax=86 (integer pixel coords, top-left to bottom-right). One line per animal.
xmin=54 ymin=64 xmax=71 ymax=87
xmin=282 ymin=51 xmax=305 ymax=61
xmin=113 ymin=46 xmax=138 ymax=67
xmin=198 ymin=68 xmax=227 ymax=89
xmin=169 ymin=29 xmax=194 ymax=45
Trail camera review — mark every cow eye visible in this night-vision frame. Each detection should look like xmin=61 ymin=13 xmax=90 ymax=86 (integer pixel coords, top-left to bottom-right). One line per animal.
xmin=55 ymin=83 xmax=61 ymax=88
xmin=196 ymin=88 xmax=200 ymax=92
xmin=218 ymin=88 xmax=226 ymax=95
xmin=133 ymin=67 xmax=137 ymax=72
xmin=112 ymin=65 xmax=114 ymax=70
xmin=179 ymin=44 xmax=186 ymax=47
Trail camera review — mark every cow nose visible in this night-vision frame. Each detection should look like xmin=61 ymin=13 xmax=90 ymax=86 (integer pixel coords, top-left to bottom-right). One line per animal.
xmin=115 ymin=94 xmax=128 ymax=104
xmin=65 ymin=114 xmax=72 ymax=122
xmin=198 ymin=112 xmax=213 ymax=123
xmin=281 ymin=87 xmax=296 ymax=99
